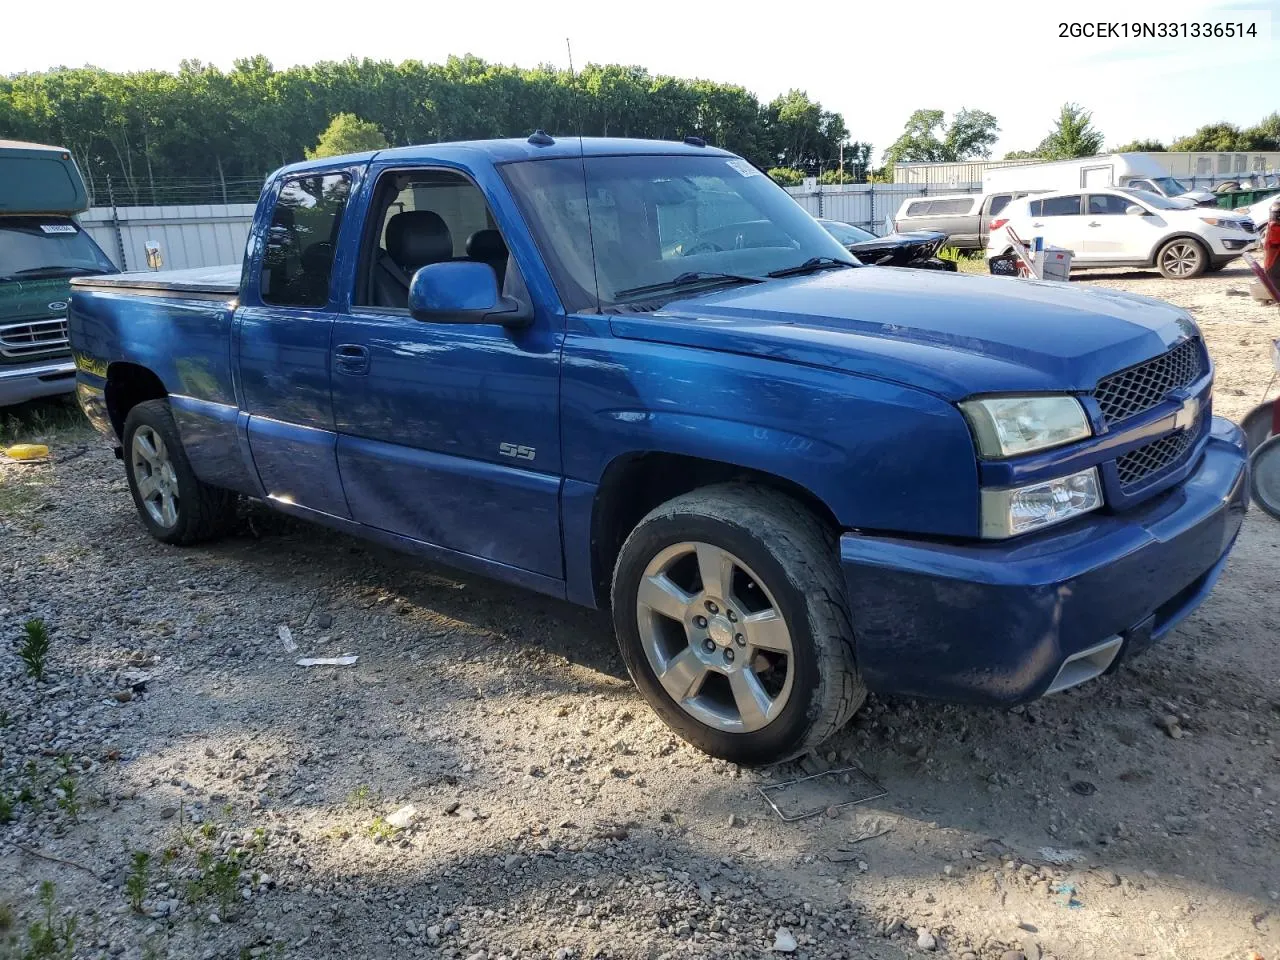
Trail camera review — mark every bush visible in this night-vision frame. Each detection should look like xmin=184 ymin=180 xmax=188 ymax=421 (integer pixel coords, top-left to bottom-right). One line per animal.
xmin=766 ymin=167 xmax=804 ymax=187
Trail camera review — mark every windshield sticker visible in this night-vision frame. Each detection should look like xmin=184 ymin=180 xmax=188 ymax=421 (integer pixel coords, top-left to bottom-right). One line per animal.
xmin=725 ymin=159 xmax=763 ymax=178
xmin=40 ymin=224 xmax=78 ymax=234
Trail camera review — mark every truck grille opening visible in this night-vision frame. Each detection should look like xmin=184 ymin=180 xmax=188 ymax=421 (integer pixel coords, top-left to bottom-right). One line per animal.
xmin=1092 ymin=338 xmax=1204 ymax=426
xmin=0 ymin=318 xmax=69 ymax=359
xmin=1115 ymin=426 xmax=1196 ymax=489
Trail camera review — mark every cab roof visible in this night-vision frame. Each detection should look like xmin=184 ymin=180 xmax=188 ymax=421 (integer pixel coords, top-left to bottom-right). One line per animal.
xmin=274 ymin=135 xmax=736 ymax=178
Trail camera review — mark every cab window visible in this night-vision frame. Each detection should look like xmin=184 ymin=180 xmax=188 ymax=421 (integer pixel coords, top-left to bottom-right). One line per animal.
xmin=260 ymin=173 xmax=351 ymax=307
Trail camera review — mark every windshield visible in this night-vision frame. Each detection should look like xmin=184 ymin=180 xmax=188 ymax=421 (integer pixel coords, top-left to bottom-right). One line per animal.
xmin=0 ymin=217 xmax=117 ymax=280
xmin=1116 ymin=188 xmax=1188 ymax=211
xmin=820 ymin=220 xmax=876 ymax=245
xmin=1149 ymin=176 xmax=1190 ymax=196
xmin=501 ymin=154 xmax=856 ymax=311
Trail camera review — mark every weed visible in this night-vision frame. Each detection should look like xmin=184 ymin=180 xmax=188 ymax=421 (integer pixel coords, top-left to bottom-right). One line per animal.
xmin=187 ymin=850 xmax=242 ymax=918
xmin=54 ymin=777 xmax=78 ymax=819
xmin=22 ymin=881 xmax=76 ymax=960
xmin=248 ymin=827 xmax=268 ymax=853
xmin=126 ymin=851 xmax=151 ymax=913
xmin=0 ymin=709 xmax=10 ymax=728
xmin=0 ymin=793 xmax=13 ymax=824
xmin=199 ymin=822 xmax=219 ymax=841
xmin=347 ymin=784 xmax=371 ymax=805
xmin=366 ymin=816 xmax=395 ymax=842
xmin=0 ymin=903 xmax=12 ymax=931
xmin=18 ymin=619 xmax=51 ymax=682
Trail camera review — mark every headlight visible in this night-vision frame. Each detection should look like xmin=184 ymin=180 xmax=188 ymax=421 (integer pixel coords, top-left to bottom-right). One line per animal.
xmin=1199 ymin=216 xmax=1244 ymax=230
xmin=959 ymin=396 xmax=1091 ymax=458
xmin=981 ymin=468 xmax=1102 ymax=538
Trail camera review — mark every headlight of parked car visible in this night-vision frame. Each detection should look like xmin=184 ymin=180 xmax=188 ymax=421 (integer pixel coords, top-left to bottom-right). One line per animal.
xmin=959 ymin=395 xmax=1092 ymax=458
xmin=980 ymin=468 xmax=1103 ymax=538
xmin=1198 ymin=216 xmax=1245 ymax=230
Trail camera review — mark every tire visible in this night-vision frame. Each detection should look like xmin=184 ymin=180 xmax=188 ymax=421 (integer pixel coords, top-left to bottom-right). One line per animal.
xmin=122 ymin=398 xmax=237 ymax=545
xmin=1251 ymin=434 xmax=1280 ymax=520
xmin=1156 ymin=238 xmax=1208 ymax=279
xmin=610 ymin=484 xmax=866 ymax=765
xmin=1241 ymin=402 xmax=1274 ymax=454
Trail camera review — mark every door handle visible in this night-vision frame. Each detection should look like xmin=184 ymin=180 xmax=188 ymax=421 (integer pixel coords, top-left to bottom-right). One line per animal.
xmin=1088 ymin=221 xmax=1102 ymax=227
xmin=1032 ymin=222 xmax=1044 ymax=228
xmin=334 ymin=343 xmax=370 ymax=375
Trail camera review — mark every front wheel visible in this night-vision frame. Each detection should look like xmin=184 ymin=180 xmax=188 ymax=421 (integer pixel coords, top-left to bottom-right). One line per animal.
xmin=123 ymin=399 xmax=237 ymax=545
xmin=611 ymin=484 xmax=866 ymax=764
xmin=1156 ymin=238 xmax=1208 ymax=279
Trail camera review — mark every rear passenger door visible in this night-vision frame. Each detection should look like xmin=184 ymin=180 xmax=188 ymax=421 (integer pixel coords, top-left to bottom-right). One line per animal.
xmin=328 ymin=164 xmax=564 ymax=581
xmin=1027 ymin=194 xmax=1088 ymax=257
xmin=236 ymin=170 xmax=356 ymax=518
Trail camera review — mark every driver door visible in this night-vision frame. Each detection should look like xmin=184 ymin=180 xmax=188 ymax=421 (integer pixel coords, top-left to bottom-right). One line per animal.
xmin=329 ymin=165 xmax=565 ymax=581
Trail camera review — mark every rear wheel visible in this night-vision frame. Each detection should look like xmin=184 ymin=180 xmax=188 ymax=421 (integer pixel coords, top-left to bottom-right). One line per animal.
xmin=1251 ymin=434 xmax=1280 ymax=519
xmin=1156 ymin=238 xmax=1208 ymax=279
xmin=123 ymin=399 xmax=237 ymax=545
xmin=611 ymin=484 xmax=865 ymax=764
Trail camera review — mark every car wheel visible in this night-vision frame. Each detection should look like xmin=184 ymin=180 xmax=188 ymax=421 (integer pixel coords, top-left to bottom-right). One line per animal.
xmin=1251 ymin=434 xmax=1280 ymax=519
xmin=611 ymin=484 xmax=866 ymax=764
xmin=123 ymin=398 xmax=237 ymax=545
xmin=1156 ymin=238 xmax=1208 ymax=279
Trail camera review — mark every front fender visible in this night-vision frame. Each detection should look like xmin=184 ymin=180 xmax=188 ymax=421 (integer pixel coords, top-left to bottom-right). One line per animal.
xmin=561 ymin=318 xmax=980 ymax=538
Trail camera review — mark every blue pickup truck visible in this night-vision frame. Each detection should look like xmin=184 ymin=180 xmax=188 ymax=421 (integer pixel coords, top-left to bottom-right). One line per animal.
xmin=68 ymin=135 xmax=1248 ymax=763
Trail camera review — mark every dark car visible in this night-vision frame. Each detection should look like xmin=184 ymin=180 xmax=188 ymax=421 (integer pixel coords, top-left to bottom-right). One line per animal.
xmin=818 ymin=219 xmax=956 ymax=271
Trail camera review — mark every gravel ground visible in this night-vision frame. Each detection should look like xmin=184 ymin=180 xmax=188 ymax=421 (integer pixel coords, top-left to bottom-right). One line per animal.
xmin=2 ymin=263 xmax=1278 ymax=960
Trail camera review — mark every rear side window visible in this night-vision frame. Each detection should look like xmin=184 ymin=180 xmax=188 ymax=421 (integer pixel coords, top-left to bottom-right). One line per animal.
xmin=905 ymin=200 xmax=931 ymax=216
xmin=260 ymin=173 xmax=352 ymax=307
xmin=927 ymin=198 xmax=975 ymax=216
xmin=1038 ymin=195 xmax=1083 ymax=217
xmin=988 ymin=194 xmax=1012 ymax=216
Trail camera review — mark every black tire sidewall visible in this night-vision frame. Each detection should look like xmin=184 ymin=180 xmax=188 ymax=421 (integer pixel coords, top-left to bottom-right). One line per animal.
xmin=122 ymin=400 xmax=202 ymax=545
xmin=612 ymin=511 xmax=824 ymax=764
xmin=1250 ymin=434 xmax=1280 ymax=520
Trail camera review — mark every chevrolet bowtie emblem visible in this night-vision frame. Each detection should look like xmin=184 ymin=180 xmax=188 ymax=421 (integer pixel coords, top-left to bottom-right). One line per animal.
xmin=1173 ymin=396 xmax=1200 ymax=431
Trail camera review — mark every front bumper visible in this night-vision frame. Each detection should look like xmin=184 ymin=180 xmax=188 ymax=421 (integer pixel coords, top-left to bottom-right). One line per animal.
xmin=0 ymin=359 xmax=77 ymax=407
xmin=840 ymin=416 xmax=1248 ymax=705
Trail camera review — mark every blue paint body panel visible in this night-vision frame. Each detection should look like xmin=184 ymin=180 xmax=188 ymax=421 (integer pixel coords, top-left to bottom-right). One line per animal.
xmin=66 ymin=136 xmax=1251 ymax=711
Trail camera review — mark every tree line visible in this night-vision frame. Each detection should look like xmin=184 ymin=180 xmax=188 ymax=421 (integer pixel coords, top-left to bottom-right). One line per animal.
xmin=0 ymin=55 xmax=863 ymax=204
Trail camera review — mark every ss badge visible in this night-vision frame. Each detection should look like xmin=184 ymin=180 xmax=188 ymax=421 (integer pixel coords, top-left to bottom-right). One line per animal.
xmin=499 ymin=442 xmax=536 ymax=461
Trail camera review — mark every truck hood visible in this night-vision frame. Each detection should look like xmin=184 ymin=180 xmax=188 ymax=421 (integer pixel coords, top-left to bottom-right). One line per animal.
xmin=608 ymin=267 xmax=1197 ymax=400
xmin=0 ymin=276 xmax=72 ymax=324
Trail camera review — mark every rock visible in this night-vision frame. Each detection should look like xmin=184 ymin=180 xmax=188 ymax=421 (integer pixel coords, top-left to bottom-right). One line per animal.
xmin=316 ymin=612 xmax=333 ymax=629
xmin=1023 ymin=940 xmax=1042 ymax=960
xmin=772 ymin=927 xmax=798 ymax=952
xmin=1094 ymin=869 xmax=1121 ymax=887
xmin=159 ymin=807 xmax=178 ymax=820
xmin=728 ymin=814 xmax=745 ymax=828
xmin=385 ymin=804 xmax=416 ymax=829
xmin=504 ymin=854 xmax=523 ymax=871
xmin=916 ymin=929 xmax=937 ymax=951
xmin=443 ymin=801 xmax=460 ymax=815
xmin=1158 ymin=714 xmax=1184 ymax=739
xmin=458 ymin=808 xmax=479 ymax=822
xmin=1001 ymin=952 xmax=1026 ymax=960
xmin=112 ymin=690 xmax=133 ymax=703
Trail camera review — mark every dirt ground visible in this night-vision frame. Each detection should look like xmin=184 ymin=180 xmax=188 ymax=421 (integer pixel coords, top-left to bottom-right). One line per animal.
xmin=2 ymin=263 xmax=1278 ymax=960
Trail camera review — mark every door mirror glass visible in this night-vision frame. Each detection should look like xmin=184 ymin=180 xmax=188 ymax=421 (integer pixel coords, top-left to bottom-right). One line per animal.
xmin=408 ymin=261 xmax=531 ymax=327
xmin=1125 ymin=205 xmax=1146 ymax=216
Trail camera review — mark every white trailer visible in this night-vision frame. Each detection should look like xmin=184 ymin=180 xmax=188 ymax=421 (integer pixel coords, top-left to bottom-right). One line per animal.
xmin=983 ymin=154 xmax=1216 ymax=205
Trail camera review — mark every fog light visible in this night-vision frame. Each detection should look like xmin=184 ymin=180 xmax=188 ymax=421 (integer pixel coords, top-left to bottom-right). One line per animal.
xmin=980 ymin=468 xmax=1102 ymax=538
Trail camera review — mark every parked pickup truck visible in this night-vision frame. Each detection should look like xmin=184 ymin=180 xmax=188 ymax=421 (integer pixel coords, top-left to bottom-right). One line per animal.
xmin=890 ymin=190 xmax=1033 ymax=251
xmin=69 ymin=135 xmax=1249 ymax=764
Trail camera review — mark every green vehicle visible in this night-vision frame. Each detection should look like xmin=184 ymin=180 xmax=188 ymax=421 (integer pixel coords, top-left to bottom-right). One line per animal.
xmin=1 ymin=139 xmax=118 ymax=406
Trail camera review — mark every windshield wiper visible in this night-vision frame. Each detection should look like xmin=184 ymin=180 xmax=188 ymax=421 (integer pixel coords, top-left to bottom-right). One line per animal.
xmin=7 ymin=265 xmax=104 ymax=280
xmin=613 ymin=271 xmax=764 ymax=301
xmin=766 ymin=257 xmax=858 ymax=278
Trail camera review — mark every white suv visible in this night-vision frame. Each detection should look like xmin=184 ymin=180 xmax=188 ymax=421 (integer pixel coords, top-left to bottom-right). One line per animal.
xmin=987 ymin=188 xmax=1258 ymax=279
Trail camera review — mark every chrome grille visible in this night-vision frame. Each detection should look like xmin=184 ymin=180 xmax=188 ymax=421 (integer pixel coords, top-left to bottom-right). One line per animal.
xmin=1115 ymin=426 xmax=1196 ymax=488
xmin=0 ymin=318 xmax=69 ymax=359
xmin=1092 ymin=338 xmax=1204 ymax=426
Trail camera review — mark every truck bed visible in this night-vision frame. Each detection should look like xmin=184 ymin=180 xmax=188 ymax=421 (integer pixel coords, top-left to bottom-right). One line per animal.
xmin=71 ymin=264 xmax=240 ymax=298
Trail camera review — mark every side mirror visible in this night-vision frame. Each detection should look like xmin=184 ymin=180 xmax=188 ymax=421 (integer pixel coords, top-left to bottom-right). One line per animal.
xmin=1125 ymin=205 xmax=1147 ymax=216
xmin=408 ymin=261 xmax=532 ymax=327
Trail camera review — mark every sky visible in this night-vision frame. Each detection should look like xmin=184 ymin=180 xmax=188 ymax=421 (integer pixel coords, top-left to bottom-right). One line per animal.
xmin=2 ymin=0 xmax=1276 ymax=160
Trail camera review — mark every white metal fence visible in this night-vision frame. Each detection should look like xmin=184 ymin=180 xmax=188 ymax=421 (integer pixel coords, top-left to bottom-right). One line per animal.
xmin=784 ymin=183 xmax=980 ymax=234
xmin=80 ymin=204 xmax=256 ymax=273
